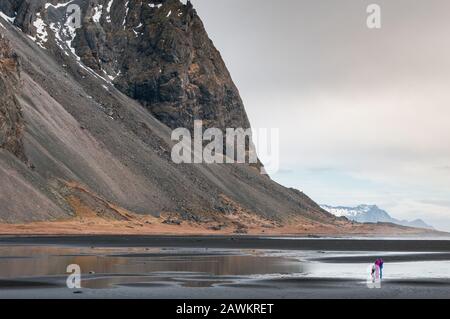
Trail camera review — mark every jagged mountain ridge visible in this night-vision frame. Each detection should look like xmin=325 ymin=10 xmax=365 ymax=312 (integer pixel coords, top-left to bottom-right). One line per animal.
xmin=321 ymin=204 xmax=434 ymax=230
xmin=0 ymin=0 xmax=336 ymax=228
xmin=2 ymin=0 xmax=250 ymax=132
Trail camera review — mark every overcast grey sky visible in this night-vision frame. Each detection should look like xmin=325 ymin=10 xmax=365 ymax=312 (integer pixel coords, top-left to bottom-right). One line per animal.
xmin=193 ymin=0 xmax=450 ymax=231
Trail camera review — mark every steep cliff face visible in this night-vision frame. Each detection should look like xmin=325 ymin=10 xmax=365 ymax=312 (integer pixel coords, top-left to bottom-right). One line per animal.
xmin=0 ymin=34 xmax=26 ymax=162
xmin=3 ymin=0 xmax=250 ymax=132
xmin=78 ymin=0 xmax=250 ymax=132
xmin=0 ymin=0 xmax=335 ymax=228
xmin=0 ymin=0 xmax=42 ymax=34
xmin=0 ymin=32 xmax=69 ymax=223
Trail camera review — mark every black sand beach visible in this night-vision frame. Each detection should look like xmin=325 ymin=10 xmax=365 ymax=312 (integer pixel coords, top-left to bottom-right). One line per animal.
xmin=0 ymin=236 xmax=449 ymax=299
xmin=1 ymin=276 xmax=450 ymax=299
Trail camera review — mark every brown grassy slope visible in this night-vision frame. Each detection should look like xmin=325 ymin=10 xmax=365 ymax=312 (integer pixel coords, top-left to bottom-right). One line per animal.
xmin=0 ymin=181 xmax=439 ymax=236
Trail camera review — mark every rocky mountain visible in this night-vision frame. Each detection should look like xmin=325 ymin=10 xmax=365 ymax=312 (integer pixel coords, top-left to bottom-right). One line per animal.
xmin=321 ymin=204 xmax=434 ymax=230
xmin=2 ymin=0 xmax=251 ymax=132
xmin=0 ymin=0 xmax=339 ymax=230
xmin=0 ymin=33 xmax=26 ymax=162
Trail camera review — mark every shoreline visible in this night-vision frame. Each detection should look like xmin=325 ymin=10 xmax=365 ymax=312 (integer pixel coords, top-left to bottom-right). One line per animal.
xmin=1 ymin=235 xmax=450 ymax=252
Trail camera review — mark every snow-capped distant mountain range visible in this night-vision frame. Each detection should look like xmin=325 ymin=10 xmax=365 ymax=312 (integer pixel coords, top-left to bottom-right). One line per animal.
xmin=321 ymin=204 xmax=434 ymax=230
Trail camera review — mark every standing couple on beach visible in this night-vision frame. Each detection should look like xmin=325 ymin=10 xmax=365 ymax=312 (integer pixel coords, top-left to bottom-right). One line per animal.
xmin=367 ymin=257 xmax=384 ymax=288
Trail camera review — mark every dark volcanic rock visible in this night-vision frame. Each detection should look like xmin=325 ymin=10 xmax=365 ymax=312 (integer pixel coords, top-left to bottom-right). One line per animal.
xmin=0 ymin=0 xmax=20 ymax=18
xmin=0 ymin=34 xmax=26 ymax=162
xmin=1 ymin=0 xmax=44 ymax=35
xmin=72 ymin=0 xmax=250 ymax=133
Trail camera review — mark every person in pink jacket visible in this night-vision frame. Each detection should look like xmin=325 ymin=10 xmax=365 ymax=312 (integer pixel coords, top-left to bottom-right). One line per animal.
xmin=374 ymin=258 xmax=384 ymax=280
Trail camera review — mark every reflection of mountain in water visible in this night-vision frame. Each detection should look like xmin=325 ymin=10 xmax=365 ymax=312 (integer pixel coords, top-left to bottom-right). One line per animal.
xmin=0 ymin=245 xmax=305 ymax=289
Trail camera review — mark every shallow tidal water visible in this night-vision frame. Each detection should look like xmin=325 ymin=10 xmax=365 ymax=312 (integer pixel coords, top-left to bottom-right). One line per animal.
xmin=0 ymin=246 xmax=304 ymax=289
xmin=0 ymin=241 xmax=449 ymax=294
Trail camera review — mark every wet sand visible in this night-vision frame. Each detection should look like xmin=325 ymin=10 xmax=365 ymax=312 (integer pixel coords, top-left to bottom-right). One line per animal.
xmin=1 ymin=275 xmax=449 ymax=299
xmin=0 ymin=236 xmax=449 ymax=299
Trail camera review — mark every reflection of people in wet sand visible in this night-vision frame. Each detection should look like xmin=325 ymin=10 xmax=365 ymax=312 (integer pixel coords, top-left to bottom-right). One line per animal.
xmin=371 ymin=264 xmax=377 ymax=283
